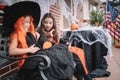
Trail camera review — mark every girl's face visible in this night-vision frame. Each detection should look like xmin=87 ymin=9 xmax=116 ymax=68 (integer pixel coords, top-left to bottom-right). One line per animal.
xmin=23 ymin=16 xmax=30 ymax=32
xmin=44 ymin=17 xmax=53 ymax=31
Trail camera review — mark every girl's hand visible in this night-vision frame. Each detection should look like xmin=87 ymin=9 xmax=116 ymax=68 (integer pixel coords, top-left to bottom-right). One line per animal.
xmin=49 ymin=29 xmax=54 ymax=37
xmin=29 ymin=44 xmax=40 ymax=54
xmin=35 ymin=32 xmax=40 ymax=40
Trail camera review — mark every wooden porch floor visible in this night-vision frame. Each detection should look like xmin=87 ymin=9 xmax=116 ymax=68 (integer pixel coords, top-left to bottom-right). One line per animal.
xmin=95 ymin=47 xmax=120 ymax=80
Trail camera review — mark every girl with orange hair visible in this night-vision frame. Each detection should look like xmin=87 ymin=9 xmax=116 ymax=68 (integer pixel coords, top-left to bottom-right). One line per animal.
xmin=9 ymin=15 xmax=40 ymax=68
xmin=8 ymin=15 xmax=43 ymax=80
xmin=3 ymin=1 xmax=44 ymax=80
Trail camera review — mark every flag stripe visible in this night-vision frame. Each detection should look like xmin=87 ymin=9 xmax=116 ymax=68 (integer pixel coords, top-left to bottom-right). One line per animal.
xmin=107 ymin=25 xmax=120 ymax=42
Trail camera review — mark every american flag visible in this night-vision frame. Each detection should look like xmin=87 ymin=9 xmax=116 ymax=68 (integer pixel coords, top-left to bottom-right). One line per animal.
xmin=107 ymin=2 xmax=119 ymax=22
xmin=103 ymin=2 xmax=120 ymax=42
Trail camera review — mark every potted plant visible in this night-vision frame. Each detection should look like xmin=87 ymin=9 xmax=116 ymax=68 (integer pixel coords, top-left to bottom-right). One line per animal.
xmin=90 ymin=10 xmax=104 ymax=26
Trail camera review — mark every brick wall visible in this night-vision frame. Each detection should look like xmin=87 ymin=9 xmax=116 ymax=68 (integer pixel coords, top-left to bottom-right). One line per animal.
xmin=50 ymin=4 xmax=60 ymax=28
xmin=49 ymin=2 xmax=61 ymax=37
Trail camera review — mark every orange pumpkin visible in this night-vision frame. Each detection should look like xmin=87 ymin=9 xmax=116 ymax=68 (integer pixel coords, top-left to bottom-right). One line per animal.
xmin=70 ymin=24 xmax=78 ymax=30
xmin=43 ymin=41 xmax=52 ymax=49
xmin=114 ymin=43 xmax=120 ymax=48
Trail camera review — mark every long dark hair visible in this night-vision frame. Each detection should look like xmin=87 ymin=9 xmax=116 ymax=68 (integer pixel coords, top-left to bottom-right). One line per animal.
xmin=37 ymin=13 xmax=59 ymax=43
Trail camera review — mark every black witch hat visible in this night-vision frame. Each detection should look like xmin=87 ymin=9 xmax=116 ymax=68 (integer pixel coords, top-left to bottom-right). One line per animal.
xmin=2 ymin=1 xmax=41 ymax=36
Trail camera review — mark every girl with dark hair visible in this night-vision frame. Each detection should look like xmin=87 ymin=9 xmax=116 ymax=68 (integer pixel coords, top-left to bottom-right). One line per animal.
xmin=37 ymin=13 xmax=59 ymax=45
